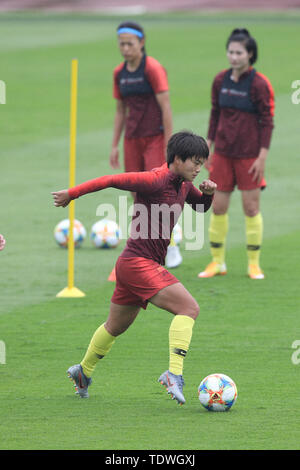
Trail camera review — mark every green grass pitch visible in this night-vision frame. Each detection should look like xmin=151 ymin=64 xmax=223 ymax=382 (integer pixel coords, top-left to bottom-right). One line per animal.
xmin=0 ymin=10 xmax=300 ymax=450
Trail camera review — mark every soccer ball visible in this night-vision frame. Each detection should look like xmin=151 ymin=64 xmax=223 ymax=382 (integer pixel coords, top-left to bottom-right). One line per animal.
xmin=90 ymin=219 xmax=121 ymax=249
xmin=198 ymin=373 xmax=237 ymax=412
xmin=172 ymin=222 xmax=182 ymax=245
xmin=54 ymin=219 xmax=86 ymax=248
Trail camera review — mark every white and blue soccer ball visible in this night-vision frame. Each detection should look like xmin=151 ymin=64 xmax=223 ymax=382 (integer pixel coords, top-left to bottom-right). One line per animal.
xmin=54 ymin=219 xmax=86 ymax=248
xmin=172 ymin=222 xmax=182 ymax=245
xmin=90 ymin=219 xmax=121 ymax=249
xmin=198 ymin=373 xmax=237 ymax=412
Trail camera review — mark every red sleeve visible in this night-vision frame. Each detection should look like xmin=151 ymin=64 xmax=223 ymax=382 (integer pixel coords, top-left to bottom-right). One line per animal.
xmin=144 ymin=56 xmax=169 ymax=94
xmin=251 ymin=72 xmax=275 ymax=149
xmin=207 ymin=70 xmax=227 ymax=141
xmin=113 ymin=63 xmax=124 ymax=100
xmin=68 ymin=169 xmax=165 ymax=200
xmin=185 ymin=185 xmax=213 ymax=212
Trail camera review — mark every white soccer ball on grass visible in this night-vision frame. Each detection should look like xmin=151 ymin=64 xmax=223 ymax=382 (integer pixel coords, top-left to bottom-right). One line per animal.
xmin=198 ymin=373 xmax=237 ymax=411
xmin=90 ymin=219 xmax=121 ymax=249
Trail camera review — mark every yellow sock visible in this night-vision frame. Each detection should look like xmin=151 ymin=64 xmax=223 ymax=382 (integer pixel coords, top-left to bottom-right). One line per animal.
xmin=169 ymin=231 xmax=176 ymax=247
xmin=169 ymin=315 xmax=195 ymax=376
xmin=209 ymin=213 xmax=228 ymax=264
xmin=80 ymin=323 xmax=115 ymax=378
xmin=245 ymin=213 xmax=263 ymax=266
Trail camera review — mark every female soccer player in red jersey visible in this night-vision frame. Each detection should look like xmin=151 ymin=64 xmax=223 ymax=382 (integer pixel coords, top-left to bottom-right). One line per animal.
xmin=109 ymin=21 xmax=172 ymax=172
xmin=109 ymin=21 xmax=181 ymax=268
xmin=52 ymin=131 xmax=217 ymax=405
xmin=199 ymin=28 xmax=274 ymax=280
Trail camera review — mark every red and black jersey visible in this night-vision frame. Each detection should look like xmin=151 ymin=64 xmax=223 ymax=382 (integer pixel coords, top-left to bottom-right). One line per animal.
xmin=68 ymin=164 xmax=213 ymax=265
xmin=113 ymin=54 xmax=169 ymax=139
xmin=207 ymin=68 xmax=275 ymax=158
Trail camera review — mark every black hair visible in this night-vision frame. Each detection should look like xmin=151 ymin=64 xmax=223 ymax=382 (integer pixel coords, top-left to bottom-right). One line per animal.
xmin=117 ymin=21 xmax=145 ymax=52
xmin=226 ymin=28 xmax=258 ymax=65
xmin=167 ymin=131 xmax=209 ymax=166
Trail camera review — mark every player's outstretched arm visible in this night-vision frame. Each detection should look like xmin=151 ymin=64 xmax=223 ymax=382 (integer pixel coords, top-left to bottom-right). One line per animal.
xmin=52 ymin=170 xmax=163 ymax=208
xmin=52 ymin=190 xmax=71 ymax=208
xmin=60 ymin=171 xmax=162 ymax=202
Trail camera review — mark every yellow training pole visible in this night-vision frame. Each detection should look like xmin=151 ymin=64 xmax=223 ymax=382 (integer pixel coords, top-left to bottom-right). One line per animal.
xmin=57 ymin=59 xmax=85 ymax=298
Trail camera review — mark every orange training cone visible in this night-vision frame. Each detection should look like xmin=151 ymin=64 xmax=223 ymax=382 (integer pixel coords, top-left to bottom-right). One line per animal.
xmin=108 ymin=267 xmax=116 ymax=282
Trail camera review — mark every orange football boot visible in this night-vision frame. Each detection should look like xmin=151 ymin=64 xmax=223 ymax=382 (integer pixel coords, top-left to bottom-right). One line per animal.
xmin=248 ymin=264 xmax=265 ymax=279
xmin=198 ymin=261 xmax=227 ymax=278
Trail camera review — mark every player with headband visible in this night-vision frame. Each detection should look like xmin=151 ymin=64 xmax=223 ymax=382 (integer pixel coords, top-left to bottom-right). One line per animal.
xmin=109 ymin=21 xmax=182 ymax=269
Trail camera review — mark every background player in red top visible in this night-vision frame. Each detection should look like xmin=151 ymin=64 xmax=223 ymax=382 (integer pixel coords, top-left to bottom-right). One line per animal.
xmin=199 ymin=28 xmax=274 ymax=280
xmin=52 ymin=131 xmax=217 ymax=405
xmin=109 ymin=21 xmax=181 ymax=269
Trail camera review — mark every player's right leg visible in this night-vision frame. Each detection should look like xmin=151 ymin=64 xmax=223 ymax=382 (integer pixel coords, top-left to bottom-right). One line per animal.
xmin=199 ymin=153 xmax=233 ymax=278
xmin=241 ymin=189 xmax=264 ymax=279
xmin=67 ymin=303 xmax=140 ymax=398
xmin=198 ymin=190 xmax=230 ymax=278
xmin=150 ymin=283 xmax=199 ymax=404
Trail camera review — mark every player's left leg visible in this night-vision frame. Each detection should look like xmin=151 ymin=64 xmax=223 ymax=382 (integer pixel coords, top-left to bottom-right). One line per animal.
xmin=68 ymin=303 xmax=140 ymax=397
xmin=241 ymin=188 xmax=264 ymax=279
xmin=150 ymin=283 xmax=199 ymax=404
xmin=81 ymin=302 xmax=141 ymax=375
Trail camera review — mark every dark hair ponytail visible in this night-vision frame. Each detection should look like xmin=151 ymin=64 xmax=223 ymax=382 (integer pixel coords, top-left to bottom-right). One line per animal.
xmin=117 ymin=21 xmax=146 ymax=53
xmin=230 ymin=28 xmax=250 ymax=37
xmin=226 ymin=28 xmax=258 ymax=65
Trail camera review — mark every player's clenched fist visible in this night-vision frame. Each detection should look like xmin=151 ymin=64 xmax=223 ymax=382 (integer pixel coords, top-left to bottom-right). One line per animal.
xmin=199 ymin=179 xmax=217 ymax=195
xmin=52 ymin=190 xmax=71 ymax=208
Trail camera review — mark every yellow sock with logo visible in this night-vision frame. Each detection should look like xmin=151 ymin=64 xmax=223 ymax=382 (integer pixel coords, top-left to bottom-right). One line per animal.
xmin=80 ymin=323 xmax=115 ymax=378
xmin=245 ymin=213 xmax=263 ymax=266
xmin=209 ymin=213 xmax=229 ymax=264
xmin=169 ymin=315 xmax=195 ymax=376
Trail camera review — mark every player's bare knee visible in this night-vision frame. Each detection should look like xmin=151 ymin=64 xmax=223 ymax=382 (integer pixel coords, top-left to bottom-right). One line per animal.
xmin=213 ymin=207 xmax=227 ymax=216
xmin=193 ymin=303 xmax=200 ymax=320
xmin=105 ymin=321 xmax=123 ymax=337
xmin=186 ymin=301 xmax=200 ymax=320
xmin=245 ymin=207 xmax=259 ymax=218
